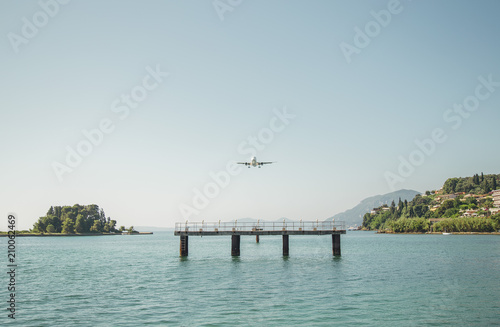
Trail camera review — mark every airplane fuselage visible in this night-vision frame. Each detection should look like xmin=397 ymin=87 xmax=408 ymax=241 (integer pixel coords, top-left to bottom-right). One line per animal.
xmin=250 ymin=157 xmax=257 ymax=167
xmin=237 ymin=157 xmax=274 ymax=168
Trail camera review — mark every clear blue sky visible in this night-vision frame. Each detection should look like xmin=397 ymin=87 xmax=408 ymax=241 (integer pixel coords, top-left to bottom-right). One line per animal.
xmin=1 ymin=0 xmax=499 ymax=230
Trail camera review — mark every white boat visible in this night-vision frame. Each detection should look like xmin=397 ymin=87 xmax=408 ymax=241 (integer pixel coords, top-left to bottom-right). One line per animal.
xmin=442 ymin=232 xmax=452 ymax=235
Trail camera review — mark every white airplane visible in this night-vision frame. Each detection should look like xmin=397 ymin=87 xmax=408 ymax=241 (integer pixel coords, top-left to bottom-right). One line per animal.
xmin=237 ymin=156 xmax=275 ymax=168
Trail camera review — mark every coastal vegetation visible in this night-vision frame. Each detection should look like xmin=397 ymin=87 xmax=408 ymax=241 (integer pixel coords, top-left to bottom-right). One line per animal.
xmin=443 ymin=173 xmax=498 ymax=195
xmin=362 ymin=173 xmax=500 ymax=233
xmin=30 ymin=204 xmax=125 ymax=234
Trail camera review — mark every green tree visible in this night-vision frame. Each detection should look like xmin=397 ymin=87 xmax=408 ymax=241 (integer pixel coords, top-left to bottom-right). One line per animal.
xmin=390 ymin=200 xmax=396 ymax=215
xmin=33 ymin=204 xmax=122 ymax=234
xmin=444 ymin=208 xmax=459 ymax=217
xmin=387 ymin=218 xmax=429 ymax=233
xmin=33 ymin=217 xmax=47 ymax=233
xmin=54 ymin=206 xmax=62 ymax=219
xmin=109 ymin=220 xmax=117 ymax=232
xmin=75 ymin=214 xmax=85 ymax=233
xmin=61 ymin=206 xmax=75 ymax=222
xmin=90 ymin=220 xmax=102 ymax=233
xmin=434 ymin=217 xmax=496 ymax=233
xmin=61 ymin=218 xmax=75 ymax=234
xmin=34 ymin=215 xmax=62 ymax=233
xmin=483 ymin=180 xmax=491 ymax=194
xmin=99 ymin=208 xmax=107 ymax=226
xmin=491 ymin=213 xmax=500 ymax=229
xmin=413 ymin=204 xmax=428 ymax=217
xmin=46 ymin=224 xmax=56 ymax=233
xmin=480 ymin=197 xmax=493 ymax=208
xmin=397 ymin=198 xmax=404 ymax=215
xmin=442 ymin=199 xmax=456 ymax=210
xmin=443 ymin=178 xmax=459 ymax=194
xmin=433 ymin=205 xmax=446 ymax=217
xmin=362 ymin=213 xmax=372 ymax=228
xmin=466 ymin=197 xmax=477 ymax=205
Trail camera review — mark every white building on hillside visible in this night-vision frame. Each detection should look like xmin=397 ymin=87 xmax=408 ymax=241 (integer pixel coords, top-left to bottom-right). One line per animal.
xmin=493 ymin=190 xmax=500 ymax=208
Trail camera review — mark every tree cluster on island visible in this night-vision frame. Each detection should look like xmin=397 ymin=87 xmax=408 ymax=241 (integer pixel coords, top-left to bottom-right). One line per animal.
xmin=362 ymin=173 xmax=500 ymax=233
xmin=31 ymin=204 xmax=135 ymax=234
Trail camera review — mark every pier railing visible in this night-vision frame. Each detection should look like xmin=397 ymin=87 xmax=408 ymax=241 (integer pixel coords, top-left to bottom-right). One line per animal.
xmin=175 ymin=220 xmax=345 ymax=233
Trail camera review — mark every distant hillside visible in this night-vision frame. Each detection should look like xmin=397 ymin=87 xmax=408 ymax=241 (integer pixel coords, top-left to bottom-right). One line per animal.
xmin=361 ymin=173 xmax=500 ymax=233
xmin=326 ymin=189 xmax=421 ymax=226
xmin=134 ymin=226 xmax=171 ymax=232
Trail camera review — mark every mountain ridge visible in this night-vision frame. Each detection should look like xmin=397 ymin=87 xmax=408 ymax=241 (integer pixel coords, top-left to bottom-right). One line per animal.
xmin=326 ymin=189 xmax=421 ymax=227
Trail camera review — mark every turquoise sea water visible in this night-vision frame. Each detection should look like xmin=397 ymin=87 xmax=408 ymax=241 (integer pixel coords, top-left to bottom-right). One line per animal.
xmin=4 ymin=231 xmax=500 ymax=326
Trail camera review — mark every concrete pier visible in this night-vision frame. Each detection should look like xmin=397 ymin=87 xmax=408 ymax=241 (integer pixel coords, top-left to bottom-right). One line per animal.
xmin=231 ymin=235 xmax=241 ymax=256
xmin=282 ymin=234 xmax=289 ymax=256
xmin=175 ymin=221 xmax=346 ymax=257
xmin=332 ymin=234 xmax=341 ymax=256
xmin=180 ymin=235 xmax=188 ymax=257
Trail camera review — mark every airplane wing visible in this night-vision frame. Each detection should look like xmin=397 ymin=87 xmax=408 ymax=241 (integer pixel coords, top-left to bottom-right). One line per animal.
xmin=258 ymin=162 xmax=275 ymax=165
xmin=237 ymin=162 xmax=250 ymax=165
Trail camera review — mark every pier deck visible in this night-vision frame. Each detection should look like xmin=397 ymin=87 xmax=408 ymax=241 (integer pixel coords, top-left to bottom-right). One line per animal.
xmin=174 ymin=221 xmax=346 ymax=257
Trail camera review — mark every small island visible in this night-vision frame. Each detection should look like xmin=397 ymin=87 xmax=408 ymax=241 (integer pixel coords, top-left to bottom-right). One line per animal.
xmin=1 ymin=204 xmax=150 ymax=236
xmin=362 ymin=173 xmax=500 ymax=234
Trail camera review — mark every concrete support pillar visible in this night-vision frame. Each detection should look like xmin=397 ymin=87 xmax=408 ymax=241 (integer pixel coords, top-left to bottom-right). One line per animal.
xmin=256 ymin=235 xmax=260 ymax=243
xmin=282 ymin=234 xmax=289 ymax=256
xmin=180 ymin=235 xmax=188 ymax=257
xmin=231 ymin=235 xmax=241 ymax=256
xmin=332 ymin=234 xmax=341 ymax=256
